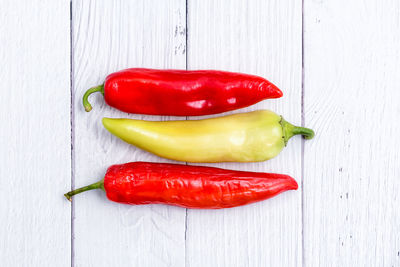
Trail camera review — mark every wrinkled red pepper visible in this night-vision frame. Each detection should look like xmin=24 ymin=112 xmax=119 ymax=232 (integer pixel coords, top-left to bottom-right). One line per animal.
xmin=64 ymin=162 xmax=297 ymax=209
xmin=82 ymin=68 xmax=283 ymax=116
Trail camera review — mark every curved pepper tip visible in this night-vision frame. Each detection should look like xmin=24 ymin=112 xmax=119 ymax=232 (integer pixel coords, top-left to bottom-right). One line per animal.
xmin=64 ymin=193 xmax=72 ymax=201
xmin=274 ymin=88 xmax=283 ymax=98
xmin=82 ymin=84 xmax=104 ymax=112
xmin=268 ymin=83 xmax=283 ymax=98
xmin=84 ymin=105 xmax=92 ymax=112
xmin=289 ymin=176 xmax=299 ymax=190
xmin=304 ymin=128 xmax=315 ymax=140
xmin=102 ymin=117 xmax=121 ymax=135
xmin=102 ymin=117 xmax=112 ymax=130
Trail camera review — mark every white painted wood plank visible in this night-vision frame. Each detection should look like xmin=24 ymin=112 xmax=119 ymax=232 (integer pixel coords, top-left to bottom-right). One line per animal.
xmin=186 ymin=1 xmax=303 ymax=266
xmin=0 ymin=0 xmax=71 ymax=266
xmin=304 ymin=1 xmax=400 ymax=266
xmin=72 ymin=1 xmax=186 ymax=266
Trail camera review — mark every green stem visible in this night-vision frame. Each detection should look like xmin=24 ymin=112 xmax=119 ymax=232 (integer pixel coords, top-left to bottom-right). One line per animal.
xmin=64 ymin=180 xmax=104 ymax=201
xmin=82 ymin=84 xmax=104 ymax=112
xmin=280 ymin=117 xmax=315 ymax=146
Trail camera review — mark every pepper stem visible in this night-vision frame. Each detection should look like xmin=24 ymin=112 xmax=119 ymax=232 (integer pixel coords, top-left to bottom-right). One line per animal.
xmin=64 ymin=180 xmax=104 ymax=201
xmin=82 ymin=84 xmax=104 ymax=112
xmin=280 ymin=117 xmax=315 ymax=146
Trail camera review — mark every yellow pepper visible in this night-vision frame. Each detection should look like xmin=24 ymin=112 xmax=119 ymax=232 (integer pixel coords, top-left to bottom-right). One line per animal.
xmin=102 ymin=110 xmax=314 ymax=163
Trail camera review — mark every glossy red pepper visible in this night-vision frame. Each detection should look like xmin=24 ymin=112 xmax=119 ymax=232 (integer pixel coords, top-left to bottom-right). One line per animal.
xmin=82 ymin=68 xmax=283 ymax=116
xmin=64 ymin=162 xmax=297 ymax=209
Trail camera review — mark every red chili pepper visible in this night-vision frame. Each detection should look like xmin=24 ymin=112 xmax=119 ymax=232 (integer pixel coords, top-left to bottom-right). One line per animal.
xmin=82 ymin=68 xmax=283 ymax=116
xmin=64 ymin=162 xmax=297 ymax=209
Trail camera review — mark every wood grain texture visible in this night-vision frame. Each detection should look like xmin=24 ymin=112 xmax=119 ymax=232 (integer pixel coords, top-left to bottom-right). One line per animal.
xmin=0 ymin=0 xmax=71 ymax=266
xmin=186 ymin=1 xmax=303 ymax=266
xmin=72 ymin=0 xmax=186 ymax=266
xmin=303 ymin=1 xmax=400 ymax=266
xmin=3 ymin=0 xmax=398 ymax=266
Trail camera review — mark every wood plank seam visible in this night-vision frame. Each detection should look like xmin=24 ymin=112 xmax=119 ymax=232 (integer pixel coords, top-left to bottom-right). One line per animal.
xmin=301 ymin=0 xmax=305 ymax=266
xmin=184 ymin=1 xmax=189 ymax=266
xmin=70 ymin=1 xmax=75 ymax=267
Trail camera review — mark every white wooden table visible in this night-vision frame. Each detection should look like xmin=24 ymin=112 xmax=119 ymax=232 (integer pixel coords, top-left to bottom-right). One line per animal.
xmin=1 ymin=1 xmax=399 ymax=266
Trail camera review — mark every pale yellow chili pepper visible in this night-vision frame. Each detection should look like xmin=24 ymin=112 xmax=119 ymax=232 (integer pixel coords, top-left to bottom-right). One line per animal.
xmin=102 ymin=110 xmax=314 ymax=163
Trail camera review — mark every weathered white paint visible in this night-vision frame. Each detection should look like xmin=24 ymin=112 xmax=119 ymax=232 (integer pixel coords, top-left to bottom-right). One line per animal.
xmin=72 ymin=0 xmax=186 ymax=266
xmin=2 ymin=0 xmax=400 ymax=266
xmin=186 ymin=1 xmax=303 ymax=266
xmin=0 ymin=0 xmax=71 ymax=266
xmin=303 ymin=0 xmax=400 ymax=266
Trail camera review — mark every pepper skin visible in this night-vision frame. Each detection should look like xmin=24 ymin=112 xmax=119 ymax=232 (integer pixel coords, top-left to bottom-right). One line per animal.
xmin=102 ymin=110 xmax=314 ymax=163
xmin=64 ymin=162 xmax=298 ymax=209
xmin=82 ymin=68 xmax=283 ymax=115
